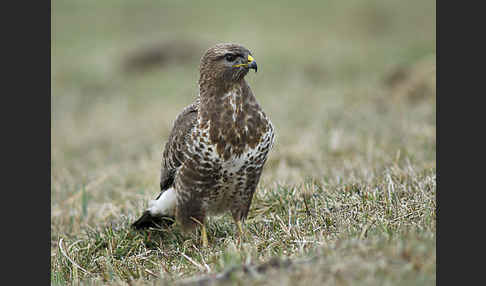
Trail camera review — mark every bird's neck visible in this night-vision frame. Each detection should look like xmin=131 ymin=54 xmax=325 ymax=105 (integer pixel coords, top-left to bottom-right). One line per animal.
xmin=199 ymin=79 xmax=260 ymax=115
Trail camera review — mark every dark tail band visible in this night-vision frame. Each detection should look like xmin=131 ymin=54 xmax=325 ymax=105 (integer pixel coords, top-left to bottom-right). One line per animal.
xmin=131 ymin=210 xmax=175 ymax=230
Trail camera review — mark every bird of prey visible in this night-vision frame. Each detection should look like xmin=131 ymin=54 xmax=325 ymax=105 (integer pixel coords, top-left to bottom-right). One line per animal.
xmin=132 ymin=43 xmax=275 ymax=246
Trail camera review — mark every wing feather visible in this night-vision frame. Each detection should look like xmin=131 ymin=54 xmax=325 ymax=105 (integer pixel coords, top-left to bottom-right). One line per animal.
xmin=159 ymin=98 xmax=199 ymax=193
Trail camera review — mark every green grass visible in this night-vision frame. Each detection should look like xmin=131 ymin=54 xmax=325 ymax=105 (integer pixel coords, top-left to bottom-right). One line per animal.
xmin=51 ymin=0 xmax=436 ymax=284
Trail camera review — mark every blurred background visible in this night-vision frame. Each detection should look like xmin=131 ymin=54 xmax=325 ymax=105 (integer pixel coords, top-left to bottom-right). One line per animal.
xmin=52 ymin=0 xmax=435 ymax=224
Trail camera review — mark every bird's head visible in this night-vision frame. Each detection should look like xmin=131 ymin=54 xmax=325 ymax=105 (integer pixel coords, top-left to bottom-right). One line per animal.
xmin=199 ymin=43 xmax=257 ymax=85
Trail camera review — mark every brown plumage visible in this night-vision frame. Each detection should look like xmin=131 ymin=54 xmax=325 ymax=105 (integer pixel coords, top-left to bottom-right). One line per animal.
xmin=132 ymin=43 xmax=275 ymax=240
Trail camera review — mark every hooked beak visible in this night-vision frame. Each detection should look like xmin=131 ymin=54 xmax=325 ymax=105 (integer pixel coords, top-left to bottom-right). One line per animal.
xmin=247 ymin=55 xmax=257 ymax=72
xmin=233 ymin=54 xmax=258 ymax=72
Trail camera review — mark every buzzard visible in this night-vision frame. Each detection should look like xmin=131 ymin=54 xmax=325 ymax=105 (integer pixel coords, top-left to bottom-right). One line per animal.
xmin=132 ymin=43 xmax=275 ymax=246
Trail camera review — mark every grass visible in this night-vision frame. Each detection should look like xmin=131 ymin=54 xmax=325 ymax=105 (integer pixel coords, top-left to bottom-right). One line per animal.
xmin=51 ymin=0 xmax=436 ymax=284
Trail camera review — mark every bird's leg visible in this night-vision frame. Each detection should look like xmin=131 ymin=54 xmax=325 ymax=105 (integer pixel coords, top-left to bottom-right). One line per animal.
xmin=191 ymin=217 xmax=208 ymax=247
xmin=231 ymin=210 xmax=247 ymax=246
xmin=201 ymin=223 xmax=208 ymax=247
xmin=235 ymin=219 xmax=245 ymax=246
xmin=237 ymin=220 xmax=244 ymax=238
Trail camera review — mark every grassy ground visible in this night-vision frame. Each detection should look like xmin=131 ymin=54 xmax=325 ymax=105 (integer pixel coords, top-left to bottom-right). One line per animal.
xmin=51 ymin=0 xmax=436 ymax=284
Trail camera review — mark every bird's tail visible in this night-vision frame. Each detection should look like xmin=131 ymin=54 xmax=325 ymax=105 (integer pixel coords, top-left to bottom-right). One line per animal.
xmin=131 ymin=211 xmax=174 ymax=230
xmin=132 ymin=188 xmax=177 ymax=230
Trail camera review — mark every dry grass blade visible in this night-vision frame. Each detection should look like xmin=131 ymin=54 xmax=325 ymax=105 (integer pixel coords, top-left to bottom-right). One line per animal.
xmin=181 ymin=252 xmax=207 ymax=273
xmin=302 ymin=183 xmax=313 ymax=217
xmin=58 ymin=238 xmax=92 ymax=276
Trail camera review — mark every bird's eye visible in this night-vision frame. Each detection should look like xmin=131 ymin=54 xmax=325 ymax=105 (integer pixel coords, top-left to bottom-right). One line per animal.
xmin=225 ymin=54 xmax=236 ymax=62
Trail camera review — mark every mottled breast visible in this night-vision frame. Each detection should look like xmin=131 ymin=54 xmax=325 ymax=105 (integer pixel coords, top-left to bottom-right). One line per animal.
xmin=186 ymin=88 xmax=275 ymax=213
